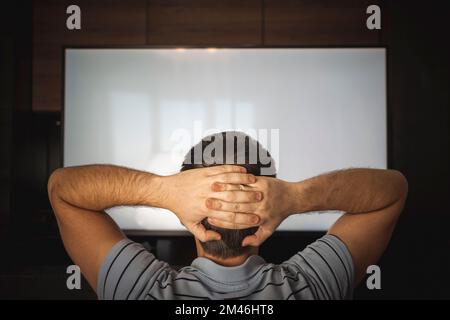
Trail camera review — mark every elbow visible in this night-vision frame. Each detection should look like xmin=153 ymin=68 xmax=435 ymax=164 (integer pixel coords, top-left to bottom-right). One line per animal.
xmin=47 ymin=168 xmax=64 ymax=203
xmin=390 ymin=169 xmax=409 ymax=201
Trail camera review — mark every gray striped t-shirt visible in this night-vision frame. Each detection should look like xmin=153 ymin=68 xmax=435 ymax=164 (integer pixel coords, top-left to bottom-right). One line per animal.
xmin=97 ymin=234 xmax=354 ymax=300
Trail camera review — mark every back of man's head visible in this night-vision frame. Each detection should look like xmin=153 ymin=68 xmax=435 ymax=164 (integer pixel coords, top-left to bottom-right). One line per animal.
xmin=180 ymin=131 xmax=276 ymax=259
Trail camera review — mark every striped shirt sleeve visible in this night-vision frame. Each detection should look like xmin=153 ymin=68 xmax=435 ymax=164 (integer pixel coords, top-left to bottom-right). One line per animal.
xmin=97 ymin=238 xmax=170 ymax=300
xmin=285 ymin=234 xmax=354 ymax=300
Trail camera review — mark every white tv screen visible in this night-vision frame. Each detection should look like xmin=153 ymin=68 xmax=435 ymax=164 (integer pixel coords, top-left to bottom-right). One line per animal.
xmin=64 ymin=48 xmax=386 ymax=232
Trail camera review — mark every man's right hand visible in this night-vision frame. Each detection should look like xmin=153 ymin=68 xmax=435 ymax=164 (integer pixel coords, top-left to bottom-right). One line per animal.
xmin=206 ymin=176 xmax=296 ymax=246
xmin=160 ymin=165 xmax=263 ymax=242
xmin=209 ymin=168 xmax=408 ymax=286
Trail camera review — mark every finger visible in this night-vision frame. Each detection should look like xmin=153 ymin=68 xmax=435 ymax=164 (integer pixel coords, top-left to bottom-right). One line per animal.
xmin=244 ymin=176 xmax=270 ymax=188
xmin=242 ymin=227 xmax=271 ymax=247
xmin=214 ymin=173 xmax=257 ymax=184
xmin=211 ymin=182 xmax=255 ymax=192
xmin=241 ymin=234 xmax=260 ymax=247
xmin=192 ymin=223 xmax=221 ymax=242
xmin=206 ymin=165 xmax=246 ymax=176
xmin=206 ymin=199 xmax=259 ymax=214
xmin=206 ymin=210 xmax=260 ymax=225
xmin=210 ymin=191 xmax=263 ymax=203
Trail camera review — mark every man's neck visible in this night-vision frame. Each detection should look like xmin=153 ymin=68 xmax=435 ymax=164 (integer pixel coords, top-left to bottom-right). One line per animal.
xmin=194 ymin=238 xmax=259 ymax=266
xmin=201 ymin=253 xmax=251 ymax=267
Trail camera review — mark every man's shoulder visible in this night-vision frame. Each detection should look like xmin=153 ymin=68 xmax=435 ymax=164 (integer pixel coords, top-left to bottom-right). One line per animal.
xmin=98 ymin=238 xmax=173 ymax=300
xmin=281 ymin=234 xmax=355 ymax=299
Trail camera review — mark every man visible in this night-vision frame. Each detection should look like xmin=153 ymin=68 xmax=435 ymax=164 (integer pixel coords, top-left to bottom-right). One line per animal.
xmin=48 ymin=131 xmax=408 ymax=299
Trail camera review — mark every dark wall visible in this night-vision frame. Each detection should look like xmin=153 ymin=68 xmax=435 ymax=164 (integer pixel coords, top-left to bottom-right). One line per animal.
xmin=369 ymin=1 xmax=450 ymax=299
xmin=1 ymin=0 xmax=449 ymax=299
xmin=1 ymin=1 xmax=32 ymax=248
xmin=0 ymin=9 xmax=14 ymax=243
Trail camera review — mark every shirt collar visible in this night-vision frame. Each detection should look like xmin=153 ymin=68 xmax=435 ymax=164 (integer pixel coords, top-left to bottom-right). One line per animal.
xmin=190 ymin=255 xmax=266 ymax=283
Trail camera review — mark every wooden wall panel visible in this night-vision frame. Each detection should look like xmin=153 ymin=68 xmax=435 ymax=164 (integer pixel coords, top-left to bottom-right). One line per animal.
xmin=265 ymin=0 xmax=381 ymax=46
xmin=147 ymin=0 xmax=262 ymax=45
xmin=32 ymin=0 xmax=147 ymax=112
xmin=33 ymin=0 xmax=382 ymax=112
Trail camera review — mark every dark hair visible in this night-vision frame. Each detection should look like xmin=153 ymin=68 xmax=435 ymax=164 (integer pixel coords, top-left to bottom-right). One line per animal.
xmin=180 ymin=131 xmax=276 ymax=259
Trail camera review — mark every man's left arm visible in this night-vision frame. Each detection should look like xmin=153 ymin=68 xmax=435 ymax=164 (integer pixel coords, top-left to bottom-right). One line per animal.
xmin=47 ymin=164 xmax=261 ymax=291
xmin=48 ymin=165 xmax=168 ymax=290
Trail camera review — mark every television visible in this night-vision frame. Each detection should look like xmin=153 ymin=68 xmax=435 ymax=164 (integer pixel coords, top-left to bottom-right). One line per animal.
xmin=64 ymin=48 xmax=386 ymax=233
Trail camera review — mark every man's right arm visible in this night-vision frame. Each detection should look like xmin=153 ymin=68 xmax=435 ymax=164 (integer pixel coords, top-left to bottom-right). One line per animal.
xmin=288 ymin=168 xmax=408 ymax=285
xmin=207 ymin=168 xmax=408 ymax=286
